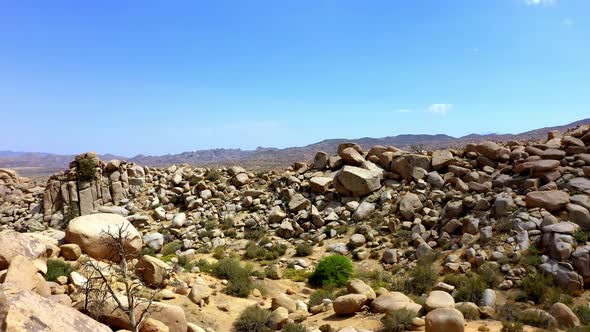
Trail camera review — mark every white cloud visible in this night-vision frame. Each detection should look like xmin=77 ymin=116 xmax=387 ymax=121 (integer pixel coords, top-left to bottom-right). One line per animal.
xmin=524 ymin=0 xmax=556 ymax=6
xmin=427 ymin=103 xmax=453 ymax=116
xmin=398 ymin=109 xmax=414 ymax=113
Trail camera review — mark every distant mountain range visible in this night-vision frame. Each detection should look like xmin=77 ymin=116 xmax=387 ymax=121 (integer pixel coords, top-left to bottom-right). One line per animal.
xmin=2 ymin=118 xmax=589 ymax=177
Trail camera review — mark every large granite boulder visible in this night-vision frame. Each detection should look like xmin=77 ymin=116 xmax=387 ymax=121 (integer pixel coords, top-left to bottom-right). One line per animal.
xmin=65 ymin=213 xmax=142 ymax=261
xmin=0 ymin=284 xmax=112 ymax=331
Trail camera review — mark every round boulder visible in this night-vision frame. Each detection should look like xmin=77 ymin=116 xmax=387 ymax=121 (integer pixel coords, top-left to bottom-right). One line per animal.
xmin=425 ymin=308 xmax=465 ymax=332
xmin=65 ymin=213 xmax=142 ymax=261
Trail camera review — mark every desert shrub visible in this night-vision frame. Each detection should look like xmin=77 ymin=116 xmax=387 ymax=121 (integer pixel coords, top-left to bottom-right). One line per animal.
xmin=575 ymin=305 xmax=590 ymax=325
xmin=518 ymin=270 xmax=555 ymax=304
xmin=282 ymin=268 xmax=310 ymax=282
xmin=244 ymin=229 xmax=265 ymax=241
xmin=45 ymin=259 xmax=73 ymax=281
xmin=501 ymin=321 xmax=524 ymax=332
xmin=225 ymin=272 xmax=254 ymax=297
xmin=457 ymin=304 xmax=481 ymax=320
xmin=575 ymin=231 xmax=590 ymax=244
xmin=519 ymin=310 xmax=556 ymax=329
xmin=519 ymin=246 xmax=543 ymax=267
xmin=213 ymin=246 xmax=226 ymax=260
xmin=408 ymin=256 xmax=438 ymax=295
xmin=77 ymin=157 xmax=98 ymax=181
xmin=495 ymin=217 xmax=514 ymax=233
xmin=205 ymin=169 xmax=223 ymax=182
xmin=139 ymin=246 xmax=156 ymax=257
xmin=213 ymin=258 xmax=246 ymax=279
xmin=295 ymin=243 xmax=313 ymax=257
xmin=161 ymin=240 xmax=183 ymax=256
xmin=245 ymin=240 xmax=287 ymax=261
xmin=497 ymin=304 xmax=525 ymax=323
xmin=233 ymin=305 xmax=271 ymax=332
xmin=308 ymin=288 xmax=337 ymax=307
xmin=184 ymin=258 xmax=213 ymax=273
xmin=213 ymin=258 xmax=255 ymax=297
xmin=478 ymin=263 xmax=502 ymax=288
xmin=379 ymin=309 xmax=416 ymax=332
xmin=308 ymin=255 xmax=354 ymax=288
xmin=452 ymin=273 xmax=486 ymax=303
xmin=282 ymin=323 xmax=309 ymax=332
xmin=356 ymin=265 xmax=395 ymax=290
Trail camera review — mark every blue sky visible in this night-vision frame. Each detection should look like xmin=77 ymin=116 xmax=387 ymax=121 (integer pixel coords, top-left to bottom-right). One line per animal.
xmin=0 ymin=0 xmax=588 ymax=156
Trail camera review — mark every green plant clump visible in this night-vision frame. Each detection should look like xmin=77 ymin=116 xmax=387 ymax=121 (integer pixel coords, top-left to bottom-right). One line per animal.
xmin=77 ymin=157 xmax=98 ymax=182
xmin=308 ymin=288 xmax=338 ymax=307
xmin=308 ymin=255 xmax=354 ymax=288
xmin=161 ymin=240 xmax=183 ymax=256
xmin=45 ymin=259 xmax=73 ymax=282
xmin=295 ymin=243 xmax=313 ymax=257
xmin=379 ymin=309 xmax=416 ymax=332
xmin=518 ymin=270 xmax=556 ymax=304
xmin=408 ymin=256 xmax=438 ymax=295
xmin=245 ymin=240 xmax=287 ymax=261
xmin=214 ymin=258 xmax=255 ymax=298
xmin=232 ymin=305 xmax=272 ymax=332
xmin=574 ymin=305 xmax=590 ymax=325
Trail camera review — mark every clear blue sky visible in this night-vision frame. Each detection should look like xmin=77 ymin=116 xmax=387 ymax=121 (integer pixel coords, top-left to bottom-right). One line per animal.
xmin=1 ymin=0 xmax=588 ymax=157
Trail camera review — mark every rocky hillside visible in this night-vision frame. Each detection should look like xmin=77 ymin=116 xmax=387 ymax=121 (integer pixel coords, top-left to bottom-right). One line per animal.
xmin=0 ymin=123 xmax=590 ymax=331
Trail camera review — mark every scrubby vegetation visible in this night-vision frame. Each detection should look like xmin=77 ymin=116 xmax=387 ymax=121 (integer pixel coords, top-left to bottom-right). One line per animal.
xmin=233 ymin=305 xmax=271 ymax=332
xmin=77 ymin=157 xmax=98 ymax=181
xmin=379 ymin=309 xmax=416 ymax=332
xmin=295 ymin=243 xmax=313 ymax=257
xmin=443 ymin=272 xmax=486 ymax=303
xmin=45 ymin=259 xmax=73 ymax=281
xmin=245 ymin=238 xmax=287 ymax=261
xmin=308 ymin=255 xmax=354 ymax=288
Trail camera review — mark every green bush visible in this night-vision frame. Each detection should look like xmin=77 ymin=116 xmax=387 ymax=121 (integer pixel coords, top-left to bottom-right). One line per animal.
xmin=233 ymin=305 xmax=271 ymax=332
xmin=356 ymin=265 xmax=395 ymax=290
xmin=519 ymin=246 xmax=543 ymax=267
xmin=501 ymin=321 xmax=524 ymax=332
xmin=213 ymin=258 xmax=255 ymax=298
xmin=408 ymin=257 xmax=438 ymax=295
xmin=380 ymin=309 xmax=416 ymax=332
xmin=308 ymin=255 xmax=354 ymax=288
xmin=308 ymin=288 xmax=337 ymax=307
xmin=518 ymin=270 xmax=555 ymax=304
xmin=478 ymin=263 xmax=502 ymax=288
xmin=213 ymin=246 xmax=227 ymax=260
xmin=206 ymin=169 xmax=223 ymax=182
xmin=575 ymin=231 xmax=589 ymax=244
xmin=283 ymin=268 xmax=310 ymax=282
xmin=213 ymin=258 xmax=247 ymax=279
xmin=519 ymin=310 xmax=556 ymax=329
xmin=45 ymin=259 xmax=73 ymax=281
xmin=225 ymin=272 xmax=254 ymax=297
xmin=295 ymin=243 xmax=313 ymax=257
xmin=445 ymin=273 xmax=486 ymax=303
xmin=244 ymin=229 xmax=265 ymax=241
xmin=457 ymin=305 xmax=480 ymax=321
xmin=575 ymin=305 xmax=590 ymax=325
xmin=161 ymin=240 xmax=183 ymax=256
xmin=77 ymin=157 xmax=98 ymax=181
xmin=282 ymin=323 xmax=309 ymax=332
xmin=245 ymin=240 xmax=287 ymax=261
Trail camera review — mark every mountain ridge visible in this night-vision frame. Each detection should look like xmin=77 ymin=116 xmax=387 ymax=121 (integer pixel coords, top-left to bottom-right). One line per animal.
xmin=2 ymin=118 xmax=589 ymax=176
